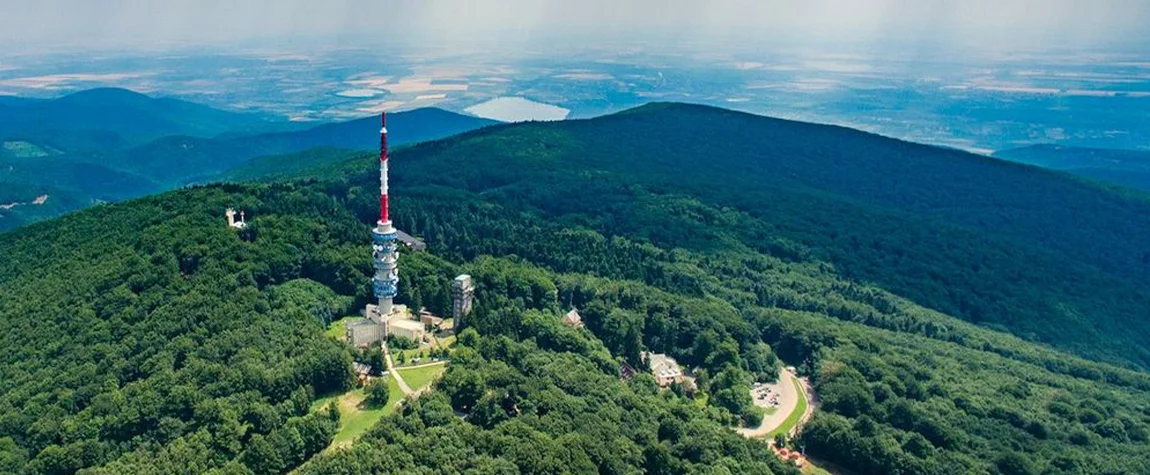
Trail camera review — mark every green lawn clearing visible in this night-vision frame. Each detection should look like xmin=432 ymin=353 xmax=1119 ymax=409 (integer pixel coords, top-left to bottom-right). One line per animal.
xmin=311 ymin=373 xmax=404 ymax=447
xmin=397 ymin=362 xmax=447 ymax=391
xmin=768 ymin=375 xmax=808 ymax=439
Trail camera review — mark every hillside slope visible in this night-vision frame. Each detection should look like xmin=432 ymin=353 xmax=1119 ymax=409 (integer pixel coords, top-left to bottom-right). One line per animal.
xmin=217 ymin=148 xmax=366 ymax=183
xmin=240 ymin=107 xmax=501 ymax=152
xmin=323 ymin=102 xmax=1149 ymax=368
xmin=2 ymin=103 xmax=1148 ymax=474
xmin=0 ymin=183 xmax=805 ymax=475
xmin=0 ymin=107 xmax=497 ymax=233
xmin=995 ymin=144 xmax=1150 ymax=191
xmin=99 ymin=107 xmax=498 ymax=185
xmin=0 ymin=88 xmax=286 ymax=149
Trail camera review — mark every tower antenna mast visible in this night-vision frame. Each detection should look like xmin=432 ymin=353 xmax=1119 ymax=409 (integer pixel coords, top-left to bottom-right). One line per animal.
xmin=372 ymin=112 xmax=400 ymax=318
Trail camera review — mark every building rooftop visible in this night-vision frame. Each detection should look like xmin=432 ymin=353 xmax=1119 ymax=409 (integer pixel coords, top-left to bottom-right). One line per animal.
xmin=642 ymin=352 xmax=683 ymax=379
xmin=562 ymin=309 xmax=584 ymax=328
xmin=395 ymin=230 xmax=426 ymax=251
xmin=389 ymin=319 xmax=424 ymax=331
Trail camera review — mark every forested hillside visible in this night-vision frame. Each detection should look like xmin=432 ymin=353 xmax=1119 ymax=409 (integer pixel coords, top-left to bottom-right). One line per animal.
xmin=995 ymin=144 xmax=1150 ymax=191
xmin=2 ymin=102 xmax=1148 ymax=474
xmin=0 ymin=186 xmax=360 ymax=474
xmin=0 ymin=88 xmax=286 ymax=150
xmin=338 ymin=102 xmax=1150 ymax=369
xmin=85 ymin=107 xmax=498 ymax=187
xmin=0 ymin=95 xmax=496 ymax=232
xmin=218 ymin=148 xmax=365 ymax=183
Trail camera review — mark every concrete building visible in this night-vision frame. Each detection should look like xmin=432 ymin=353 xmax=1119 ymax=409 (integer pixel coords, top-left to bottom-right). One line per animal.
xmin=348 ymin=303 xmax=429 ymax=347
xmin=452 ymin=274 xmax=475 ymax=324
xmin=642 ymin=352 xmax=685 ymax=388
xmin=420 ymin=311 xmax=444 ymax=329
xmin=347 ymin=317 xmax=386 ymax=348
xmin=388 ymin=318 xmax=426 ymax=342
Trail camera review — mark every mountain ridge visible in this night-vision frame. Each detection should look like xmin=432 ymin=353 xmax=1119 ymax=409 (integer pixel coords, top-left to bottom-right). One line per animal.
xmin=303 ymin=100 xmax=1150 ymax=368
xmin=995 ymin=144 xmax=1150 ymax=191
xmin=0 ymin=100 xmax=498 ymax=232
xmin=0 ymin=87 xmax=286 ymax=149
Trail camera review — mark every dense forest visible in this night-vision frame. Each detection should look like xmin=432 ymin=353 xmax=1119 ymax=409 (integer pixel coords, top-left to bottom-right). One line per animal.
xmin=995 ymin=144 xmax=1150 ymax=191
xmin=389 ymin=103 xmax=1150 ymax=369
xmin=1 ymin=102 xmax=1148 ymax=474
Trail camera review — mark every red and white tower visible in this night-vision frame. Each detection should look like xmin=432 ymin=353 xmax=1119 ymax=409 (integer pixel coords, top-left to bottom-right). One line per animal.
xmin=371 ymin=112 xmax=400 ymax=319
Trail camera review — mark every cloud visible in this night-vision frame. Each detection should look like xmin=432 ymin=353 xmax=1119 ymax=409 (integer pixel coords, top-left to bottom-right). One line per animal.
xmin=1 ymin=0 xmax=1147 ymax=53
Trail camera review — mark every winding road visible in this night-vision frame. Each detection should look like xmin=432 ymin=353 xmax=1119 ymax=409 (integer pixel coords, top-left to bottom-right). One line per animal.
xmin=737 ymin=368 xmax=814 ymax=439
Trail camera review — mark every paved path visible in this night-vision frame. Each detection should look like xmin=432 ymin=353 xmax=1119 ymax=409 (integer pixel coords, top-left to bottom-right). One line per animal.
xmin=737 ymin=368 xmax=808 ymax=439
xmin=397 ymin=360 xmax=449 ymax=370
xmin=382 ymin=342 xmax=415 ymax=396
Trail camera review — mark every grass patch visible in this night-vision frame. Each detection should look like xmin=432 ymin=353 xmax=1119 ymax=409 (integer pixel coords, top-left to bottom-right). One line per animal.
xmin=768 ymin=375 xmax=808 ymax=439
xmin=397 ymin=362 xmax=447 ymax=391
xmin=310 ymin=373 xmax=404 ymax=446
xmin=762 ymin=406 xmax=779 ymax=416
xmin=325 ymin=317 xmax=355 ymax=341
xmin=309 ymin=392 xmax=342 ymax=413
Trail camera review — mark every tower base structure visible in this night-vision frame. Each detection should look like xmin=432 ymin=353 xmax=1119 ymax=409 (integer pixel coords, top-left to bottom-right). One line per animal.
xmin=347 ymin=303 xmax=425 ymax=348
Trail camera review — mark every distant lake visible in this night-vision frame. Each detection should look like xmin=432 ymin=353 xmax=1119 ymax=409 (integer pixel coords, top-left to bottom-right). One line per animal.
xmin=465 ymin=97 xmax=570 ymax=122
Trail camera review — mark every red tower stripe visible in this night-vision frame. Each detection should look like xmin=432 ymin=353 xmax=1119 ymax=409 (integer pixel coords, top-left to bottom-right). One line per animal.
xmin=380 ymin=194 xmax=389 ymax=223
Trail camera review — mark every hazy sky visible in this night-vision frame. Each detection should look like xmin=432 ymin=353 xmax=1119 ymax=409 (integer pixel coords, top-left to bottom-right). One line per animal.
xmin=2 ymin=0 xmax=1149 ymax=53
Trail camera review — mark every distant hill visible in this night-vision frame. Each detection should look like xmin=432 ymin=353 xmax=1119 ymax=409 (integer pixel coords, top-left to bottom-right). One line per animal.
xmin=242 ymin=107 xmax=501 ymax=152
xmin=0 ymin=155 xmax=159 ymax=200
xmin=0 ymin=104 xmax=498 ymax=232
xmin=0 ymin=88 xmax=288 ymax=151
xmin=218 ymin=147 xmax=366 ymax=183
xmin=0 ymin=155 xmax=161 ymax=232
xmin=93 ymin=107 xmax=498 ymax=186
xmin=995 ymin=144 xmax=1150 ymax=191
xmin=0 ymin=181 xmax=90 ymax=230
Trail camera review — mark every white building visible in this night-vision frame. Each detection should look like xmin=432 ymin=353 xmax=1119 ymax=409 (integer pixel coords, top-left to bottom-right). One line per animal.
xmin=225 ymin=208 xmax=247 ymax=229
xmin=389 ymin=318 xmax=426 ymax=343
xmin=347 ymin=318 xmax=386 ymax=348
xmin=348 ymin=303 xmax=421 ymax=347
xmin=642 ymin=352 xmax=685 ymax=387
